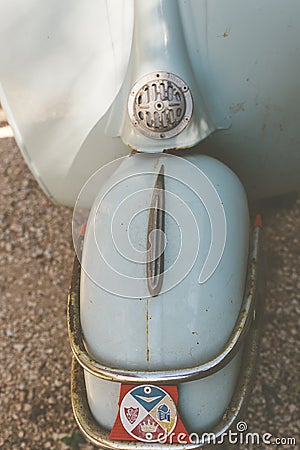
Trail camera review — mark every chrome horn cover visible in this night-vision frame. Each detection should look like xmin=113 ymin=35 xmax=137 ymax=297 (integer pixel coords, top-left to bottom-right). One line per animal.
xmin=128 ymin=72 xmax=193 ymax=140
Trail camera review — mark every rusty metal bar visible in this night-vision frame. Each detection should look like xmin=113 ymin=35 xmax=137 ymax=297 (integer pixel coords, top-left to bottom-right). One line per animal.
xmin=70 ymin=275 xmax=264 ymax=448
xmin=67 ymin=224 xmax=261 ymax=385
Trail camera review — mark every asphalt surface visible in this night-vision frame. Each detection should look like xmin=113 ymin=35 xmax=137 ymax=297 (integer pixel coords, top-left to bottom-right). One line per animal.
xmin=0 ymin=106 xmax=299 ymax=449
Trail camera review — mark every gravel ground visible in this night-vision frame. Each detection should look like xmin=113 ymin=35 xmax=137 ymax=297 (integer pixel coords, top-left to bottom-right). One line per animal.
xmin=0 ymin=105 xmax=299 ymax=450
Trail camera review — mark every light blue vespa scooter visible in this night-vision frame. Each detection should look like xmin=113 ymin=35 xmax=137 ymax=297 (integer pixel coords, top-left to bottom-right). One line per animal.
xmin=0 ymin=0 xmax=299 ymax=448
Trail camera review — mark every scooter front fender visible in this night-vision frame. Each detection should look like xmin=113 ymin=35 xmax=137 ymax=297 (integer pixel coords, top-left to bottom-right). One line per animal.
xmin=68 ymin=153 xmax=258 ymax=446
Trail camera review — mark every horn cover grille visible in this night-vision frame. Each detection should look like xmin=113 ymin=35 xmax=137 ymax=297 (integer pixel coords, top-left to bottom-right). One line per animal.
xmin=128 ymin=72 xmax=193 ymax=139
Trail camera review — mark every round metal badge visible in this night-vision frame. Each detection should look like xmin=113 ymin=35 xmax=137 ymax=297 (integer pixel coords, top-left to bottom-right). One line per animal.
xmin=128 ymin=72 xmax=193 ymax=139
xmin=119 ymin=385 xmax=178 ymax=442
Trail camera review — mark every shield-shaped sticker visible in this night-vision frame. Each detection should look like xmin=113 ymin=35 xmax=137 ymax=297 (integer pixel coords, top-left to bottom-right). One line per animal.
xmin=124 ymin=407 xmax=139 ymax=425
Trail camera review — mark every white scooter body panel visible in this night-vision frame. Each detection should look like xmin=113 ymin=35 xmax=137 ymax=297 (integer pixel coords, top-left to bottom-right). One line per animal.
xmin=80 ymin=153 xmax=249 ymax=432
xmin=1 ymin=0 xmax=300 ymax=204
xmin=0 ymin=0 xmax=134 ymax=202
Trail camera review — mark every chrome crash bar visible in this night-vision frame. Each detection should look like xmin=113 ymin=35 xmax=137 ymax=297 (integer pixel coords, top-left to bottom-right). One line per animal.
xmin=68 ymin=222 xmax=264 ymax=448
xmin=68 ymin=225 xmax=261 ymax=385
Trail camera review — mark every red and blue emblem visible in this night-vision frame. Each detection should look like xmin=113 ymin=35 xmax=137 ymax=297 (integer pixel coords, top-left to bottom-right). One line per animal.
xmin=109 ymin=385 xmax=188 ymax=443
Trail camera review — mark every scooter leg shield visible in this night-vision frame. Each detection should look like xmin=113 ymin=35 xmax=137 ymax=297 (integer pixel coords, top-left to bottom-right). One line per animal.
xmin=69 ymin=152 xmax=261 ymax=445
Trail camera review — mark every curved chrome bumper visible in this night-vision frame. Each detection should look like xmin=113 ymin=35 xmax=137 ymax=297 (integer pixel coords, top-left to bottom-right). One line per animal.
xmin=67 ymin=223 xmax=264 ymax=448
